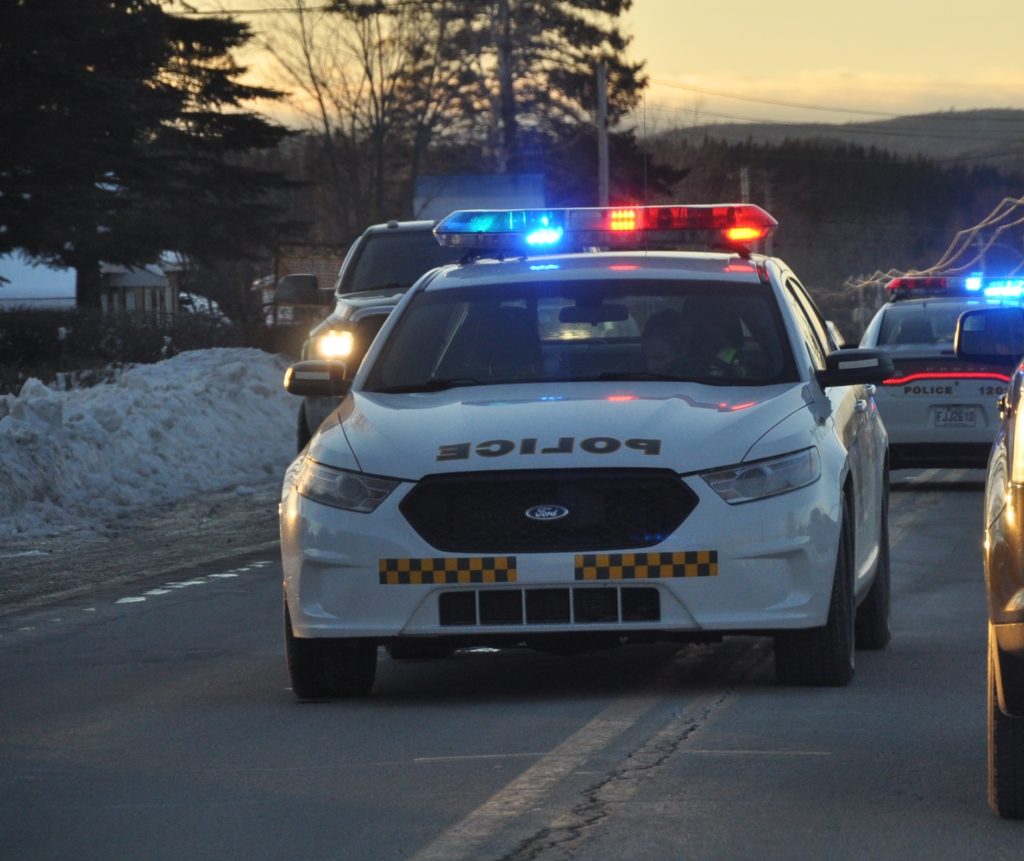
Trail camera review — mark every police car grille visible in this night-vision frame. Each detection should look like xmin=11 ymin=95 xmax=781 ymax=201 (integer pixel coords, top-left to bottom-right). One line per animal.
xmin=400 ymin=469 xmax=697 ymax=553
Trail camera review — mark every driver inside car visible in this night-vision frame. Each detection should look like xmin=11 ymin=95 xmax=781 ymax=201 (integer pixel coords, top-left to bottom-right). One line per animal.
xmin=641 ymin=309 xmax=695 ymax=375
xmin=686 ymin=300 xmax=749 ymax=378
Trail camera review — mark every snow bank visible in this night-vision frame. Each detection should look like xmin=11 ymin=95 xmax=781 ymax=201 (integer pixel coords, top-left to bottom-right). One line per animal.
xmin=0 ymin=348 xmax=297 ymax=541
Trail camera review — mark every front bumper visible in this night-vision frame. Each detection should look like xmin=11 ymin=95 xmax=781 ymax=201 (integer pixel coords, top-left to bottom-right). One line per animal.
xmin=281 ymin=475 xmax=842 ymax=641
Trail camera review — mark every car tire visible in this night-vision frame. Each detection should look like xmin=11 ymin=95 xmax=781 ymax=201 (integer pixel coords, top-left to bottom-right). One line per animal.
xmin=774 ymin=496 xmax=856 ymax=686
xmin=285 ymin=602 xmax=377 ymax=699
xmin=989 ymin=628 xmax=1024 ymax=817
xmin=856 ymin=481 xmax=891 ymax=650
xmin=296 ymin=403 xmax=312 ymax=453
xmin=385 ymin=640 xmax=456 ymax=661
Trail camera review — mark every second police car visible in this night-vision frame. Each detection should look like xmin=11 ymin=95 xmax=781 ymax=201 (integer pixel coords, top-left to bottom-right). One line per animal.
xmin=280 ymin=204 xmax=894 ymax=698
xmin=860 ymin=275 xmax=1021 ymax=469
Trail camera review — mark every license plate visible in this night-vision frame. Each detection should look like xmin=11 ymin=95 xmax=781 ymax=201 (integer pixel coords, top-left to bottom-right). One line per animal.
xmin=934 ymin=406 xmax=977 ymax=427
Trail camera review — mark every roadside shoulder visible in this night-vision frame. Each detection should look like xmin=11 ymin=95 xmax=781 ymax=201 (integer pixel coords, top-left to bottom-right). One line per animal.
xmin=0 ymin=482 xmax=281 ymax=615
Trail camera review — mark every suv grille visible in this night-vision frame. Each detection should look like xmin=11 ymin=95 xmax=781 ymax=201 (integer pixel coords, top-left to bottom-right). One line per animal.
xmin=400 ymin=469 xmax=697 ymax=553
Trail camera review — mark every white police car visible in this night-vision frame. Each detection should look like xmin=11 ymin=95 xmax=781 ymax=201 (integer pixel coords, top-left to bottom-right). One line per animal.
xmin=860 ymin=275 xmax=1023 ymax=469
xmin=280 ymin=204 xmax=894 ymax=698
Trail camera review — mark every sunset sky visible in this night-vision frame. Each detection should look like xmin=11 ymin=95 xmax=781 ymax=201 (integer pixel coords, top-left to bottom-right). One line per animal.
xmin=629 ymin=0 xmax=1024 ymax=127
xmin=184 ymin=0 xmax=1024 ymax=126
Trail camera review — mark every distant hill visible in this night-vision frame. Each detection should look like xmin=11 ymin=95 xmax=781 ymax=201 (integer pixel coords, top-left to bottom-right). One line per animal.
xmin=654 ymin=109 xmax=1024 ymax=175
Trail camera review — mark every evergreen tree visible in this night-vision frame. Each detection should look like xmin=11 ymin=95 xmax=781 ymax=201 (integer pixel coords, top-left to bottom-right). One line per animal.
xmin=452 ymin=0 xmax=645 ymax=174
xmin=0 ymin=0 xmax=292 ymax=308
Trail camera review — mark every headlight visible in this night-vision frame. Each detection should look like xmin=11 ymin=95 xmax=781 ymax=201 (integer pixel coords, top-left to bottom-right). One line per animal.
xmin=296 ymin=459 xmax=399 ymax=512
xmin=313 ymin=329 xmax=354 ymax=359
xmin=701 ymin=448 xmax=820 ymax=504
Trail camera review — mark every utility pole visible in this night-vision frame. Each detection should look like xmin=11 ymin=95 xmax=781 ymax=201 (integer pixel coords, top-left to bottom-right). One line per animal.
xmin=597 ymin=62 xmax=609 ymax=206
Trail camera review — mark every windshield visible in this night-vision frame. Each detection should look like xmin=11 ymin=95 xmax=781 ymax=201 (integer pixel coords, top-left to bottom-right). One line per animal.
xmin=363 ymin=279 xmax=797 ymax=392
xmin=876 ymin=301 xmax=979 ymax=348
xmin=340 ymin=230 xmax=465 ymax=294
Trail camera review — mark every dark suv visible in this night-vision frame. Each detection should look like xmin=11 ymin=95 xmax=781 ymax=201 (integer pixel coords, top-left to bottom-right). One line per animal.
xmin=294 ymin=220 xmax=465 ymax=450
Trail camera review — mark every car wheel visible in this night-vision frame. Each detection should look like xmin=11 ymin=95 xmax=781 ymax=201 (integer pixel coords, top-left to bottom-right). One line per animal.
xmin=989 ymin=628 xmax=1024 ymax=817
xmin=285 ymin=602 xmax=377 ymax=699
xmin=385 ymin=640 xmax=456 ymax=660
xmin=296 ymin=403 xmax=312 ymax=452
xmin=856 ymin=482 xmax=891 ymax=650
xmin=774 ymin=496 xmax=855 ymax=686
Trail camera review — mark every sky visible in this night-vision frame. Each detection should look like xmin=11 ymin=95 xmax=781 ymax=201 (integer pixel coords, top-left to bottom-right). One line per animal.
xmin=0 ymin=348 xmax=296 ymax=543
xmin=629 ymin=0 xmax=1024 ymax=129
xmin=180 ymin=0 xmax=1024 ymax=126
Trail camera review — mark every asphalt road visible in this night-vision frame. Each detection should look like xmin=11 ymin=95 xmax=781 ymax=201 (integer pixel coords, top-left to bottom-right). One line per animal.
xmin=2 ymin=469 xmax=1022 ymax=860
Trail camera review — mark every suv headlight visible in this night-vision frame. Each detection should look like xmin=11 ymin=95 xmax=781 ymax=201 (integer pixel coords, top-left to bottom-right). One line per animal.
xmin=701 ymin=448 xmax=820 ymax=504
xmin=313 ymin=330 xmax=354 ymax=359
xmin=296 ymin=459 xmax=399 ymax=512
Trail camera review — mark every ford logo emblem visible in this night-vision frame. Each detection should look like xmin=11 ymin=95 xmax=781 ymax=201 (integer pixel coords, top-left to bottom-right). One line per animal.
xmin=525 ymin=504 xmax=570 ymax=521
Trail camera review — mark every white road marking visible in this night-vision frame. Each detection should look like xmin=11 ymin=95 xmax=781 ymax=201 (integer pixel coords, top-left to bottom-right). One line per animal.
xmin=414 ymin=753 xmax=547 ymax=764
xmin=678 ymin=748 xmax=832 ymax=756
xmin=409 ymin=644 xmax=767 ymax=861
xmin=407 ymin=689 xmax=665 ymax=861
xmin=113 ymin=562 xmax=272 ymax=606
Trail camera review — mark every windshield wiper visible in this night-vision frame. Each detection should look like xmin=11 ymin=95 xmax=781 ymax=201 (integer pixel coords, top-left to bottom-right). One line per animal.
xmin=593 ymin=371 xmax=698 ymax=382
xmin=370 ymin=377 xmax=484 ymax=393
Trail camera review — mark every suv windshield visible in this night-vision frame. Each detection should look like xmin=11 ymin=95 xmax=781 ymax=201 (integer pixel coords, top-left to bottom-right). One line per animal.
xmin=341 ymin=231 xmax=465 ymax=294
xmin=363 ymin=279 xmax=797 ymax=392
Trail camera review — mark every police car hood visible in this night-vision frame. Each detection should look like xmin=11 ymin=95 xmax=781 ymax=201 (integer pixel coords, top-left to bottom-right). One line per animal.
xmin=316 ymin=383 xmax=812 ymax=478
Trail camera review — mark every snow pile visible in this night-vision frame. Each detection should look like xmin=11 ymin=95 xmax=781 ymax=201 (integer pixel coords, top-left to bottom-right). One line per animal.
xmin=0 ymin=348 xmax=297 ymax=541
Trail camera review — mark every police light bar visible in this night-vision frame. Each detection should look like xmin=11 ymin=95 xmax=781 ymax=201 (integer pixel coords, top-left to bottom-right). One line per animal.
xmin=967 ymin=276 xmax=1024 ymax=299
xmin=433 ymin=204 xmax=777 ymax=253
xmin=887 ymin=275 xmax=1024 ymax=300
xmin=886 ymin=277 xmax=951 ymax=298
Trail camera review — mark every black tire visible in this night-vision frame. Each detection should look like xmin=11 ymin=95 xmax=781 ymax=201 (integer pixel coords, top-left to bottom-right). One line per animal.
xmin=296 ymin=403 xmax=312 ymax=453
xmin=989 ymin=628 xmax=1024 ymax=817
xmin=385 ymin=640 xmax=456 ymax=660
xmin=285 ymin=602 xmax=377 ymax=699
xmin=774 ymin=496 xmax=856 ymax=686
xmin=856 ymin=477 xmax=891 ymax=650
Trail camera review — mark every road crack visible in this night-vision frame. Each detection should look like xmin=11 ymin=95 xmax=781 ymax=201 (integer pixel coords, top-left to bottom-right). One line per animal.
xmin=499 ymin=644 xmax=769 ymax=861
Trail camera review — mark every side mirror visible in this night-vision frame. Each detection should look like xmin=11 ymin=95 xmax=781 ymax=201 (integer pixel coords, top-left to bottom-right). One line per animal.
xmin=815 ymin=348 xmax=894 ymax=388
xmin=283 ymin=360 xmax=351 ymax=397
xmin=954 ymin=307 xmax=1024 ymax=367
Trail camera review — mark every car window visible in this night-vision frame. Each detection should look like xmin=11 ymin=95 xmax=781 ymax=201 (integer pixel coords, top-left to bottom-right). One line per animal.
xmin=782 ymin=280 xmax=828 ymax=370
xmin=340 ymin=231 xmax=465 ymax=294
xmin=363 ymin=278 xmax=798 ymax=391
xmin=876 ymin=303 xmax=966 ymax=347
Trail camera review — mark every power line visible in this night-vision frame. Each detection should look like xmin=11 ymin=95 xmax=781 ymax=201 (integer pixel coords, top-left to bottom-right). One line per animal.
xmin=649 ymin=77 xmax=1024 ymax=123
xmin=649 ymin=78 xmax=902 ymax=118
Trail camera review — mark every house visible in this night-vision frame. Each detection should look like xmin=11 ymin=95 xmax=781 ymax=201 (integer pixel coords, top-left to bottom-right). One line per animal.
xmin=99 ymin=263 xmax=182 ymax=320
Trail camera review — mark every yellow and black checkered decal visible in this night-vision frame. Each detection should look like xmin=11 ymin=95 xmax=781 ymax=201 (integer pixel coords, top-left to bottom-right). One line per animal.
xmin=379 ymin=556 xmax=517 ymax=585
xmin=575 ymin=551 xmax=717 ymax=580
